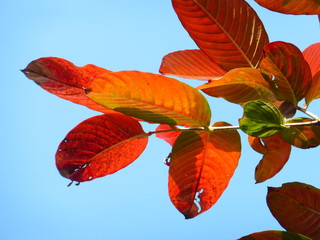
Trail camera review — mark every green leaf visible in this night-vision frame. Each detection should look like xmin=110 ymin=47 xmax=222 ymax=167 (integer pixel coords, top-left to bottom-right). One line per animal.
xmin=280 ymin=118 xmax=320 ymax=148
xmin=239 ymin=100 xmax=285 ymax=137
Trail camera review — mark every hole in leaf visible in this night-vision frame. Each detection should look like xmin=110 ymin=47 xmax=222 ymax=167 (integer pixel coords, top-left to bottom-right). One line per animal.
xmin=88 ymin=176 xmax=93 ymax=180
xmin=164 ymin=153 xmax=171 ymax=166
xmin=269 ymin=75 xmax=278 ymax=88
xmin=63 ymin=139 xmax=68 ymax=142
xmin=194 ymin=188 xmax=204 ymax=213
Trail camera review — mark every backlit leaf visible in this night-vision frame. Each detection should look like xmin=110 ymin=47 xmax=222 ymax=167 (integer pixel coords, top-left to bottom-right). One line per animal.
xmin=248 ymin=134 xmax=291 ymax=183
xmin=56 ymin=113 xmax=148 ymax=182
xmin=22 ymin=57 xmax=114 ymax=114
xmin=267 ymin=182 xmax=320 ymax=240
xmin=259 ymin=42 xmax=312 ymax=106
xmin=86 ymin=71 xmax=211 ymax=127
xmin=239 ymin=100 xmax=285 ymax=138
xmin=169 ymin=122 xmax=241 ymax=219
xmin=280 ymin=118 xmax=320 ymax=149
xmin=238 ymin=230 xmax=312 ymax=240
xmin=159 ymin=49 xmax=226 ymax=80
xmin=155 ymin=124 xmax=181 ymax=146
xmin=303 ymin=43 xmax=320 ymax=105
xmin=172 ymin=0 xmax=269 ymax=71
xmin=198 ymin=68 xmax=277 ymax=105
xmin=254 ymin=0 xmax=320 ymax=15
xmin=303 ymin=43 xmax=320 ymax=76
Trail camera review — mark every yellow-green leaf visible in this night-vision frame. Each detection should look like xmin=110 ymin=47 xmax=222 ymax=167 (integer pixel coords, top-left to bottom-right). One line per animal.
xmin=198 ymin=68 xmax=277 ymax=105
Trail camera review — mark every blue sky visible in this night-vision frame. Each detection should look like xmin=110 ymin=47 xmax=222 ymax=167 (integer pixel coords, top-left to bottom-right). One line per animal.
xmin=2 ymin=1 xmax=320 ymax=239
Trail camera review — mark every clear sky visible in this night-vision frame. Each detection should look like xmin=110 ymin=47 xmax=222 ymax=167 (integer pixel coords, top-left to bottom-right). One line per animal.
xmin=2 ymin=1 xmax=320 ymax=240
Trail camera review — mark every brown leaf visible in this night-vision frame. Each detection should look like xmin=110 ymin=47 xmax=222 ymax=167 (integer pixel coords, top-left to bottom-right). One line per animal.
xmin=267 ymin=182 xmax=320 ymax=240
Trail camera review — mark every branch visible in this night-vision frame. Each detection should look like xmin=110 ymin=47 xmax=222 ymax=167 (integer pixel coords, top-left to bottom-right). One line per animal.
xmin=148 ymin=125 xmax=240 ymax=136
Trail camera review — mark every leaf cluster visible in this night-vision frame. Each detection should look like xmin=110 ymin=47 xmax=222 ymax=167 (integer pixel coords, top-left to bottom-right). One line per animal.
xmin=22 ymin=0 xmax=320 ymax=239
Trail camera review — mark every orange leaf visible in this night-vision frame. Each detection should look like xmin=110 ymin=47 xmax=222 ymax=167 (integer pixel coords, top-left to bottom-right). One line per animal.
xmin=22 ymin=57 xmax=114 ymax=114
xmin=238 ymin=230 xmax=312 ymax=240
xmin=155 ymin=124 xmax=181 ymax=146
xmin=248 ymin=134 xmax=291 ymax=183
xmin=303 ymin=43 xmax=320 ymax=105
xmin=159 ymin=49 xmax=226 ymax=80
xmin=254 ymin=0 xmax=320 ymax=15
xmin=267 ymin=182 xmax=320 ymax=240
xmin=172 ymin=0 xmax=269 ymax=70
xmin=198 ymin=68 xmax=276 ymax=105
xmin=86 ymin=71 xmax=211 ymax=127
xmin=259 ymin=42 xmax=312 ymax=106
xmin=168 ymin=122 xmax=241 ymax=219
xmin=56 ymin=113 xmax=148 ymax=182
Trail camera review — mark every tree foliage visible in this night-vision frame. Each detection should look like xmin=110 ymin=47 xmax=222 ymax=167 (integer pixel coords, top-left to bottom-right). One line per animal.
xmin=22 ymin=0 xmax=320 ymax=239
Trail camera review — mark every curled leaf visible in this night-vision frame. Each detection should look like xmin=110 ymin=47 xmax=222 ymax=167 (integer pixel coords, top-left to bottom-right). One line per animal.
xmin=249 ymin=134 xmax=291 ymax=183
xmin=169 ymin=122 xmax=241 ymax=219
xmin=239 ymin=100 xmax=285 ymax=138
xmin=267 ymin=182 xmax=320 ymax=240
xmin=56 ymin=113 xmax=148 ymax=182
xmin=259 ymin=42 xmax=312 ymax=106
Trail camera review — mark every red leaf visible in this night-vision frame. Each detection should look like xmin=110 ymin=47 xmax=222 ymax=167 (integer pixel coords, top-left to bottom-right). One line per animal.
xmin=248 ymin=134 xmax=291 ymax=183
xmin=168 ymin=122 xmax=241 ymax=218
xmin=254 ymin=0 xmax=320 ymax=15
xmin=303 ymin=43 xmax=320 ymax=105
xmin=56 ymin=113 xmax=148 ymax=182
xmin=22 ymin=57 xmax=114 ymax=114
xmin=259 ymin=41 xmax=312 ymax=106
xmin=267 ymin=182 xmax=320 ymax=240
xmin=303 ymin=43 xmax=320 ymax=76
xmin=172 ymin=0 xmax=269 ymax=71
xmin=159 ymin=49 xmax=226 ymax=80
xmin=155 ymin=124 xmax=181 ymax=146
